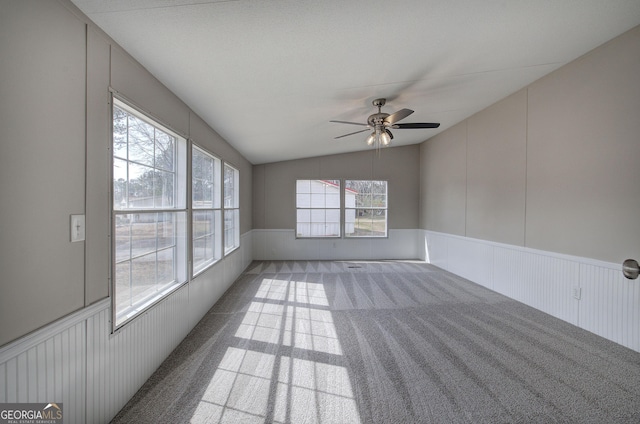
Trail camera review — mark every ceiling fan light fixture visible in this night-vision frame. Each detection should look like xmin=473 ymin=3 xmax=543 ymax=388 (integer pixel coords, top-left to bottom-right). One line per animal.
xmin=366 ymin=132 xmax=376 ymax=146
xmin=380 ymin=131 xmax=391 ymax=146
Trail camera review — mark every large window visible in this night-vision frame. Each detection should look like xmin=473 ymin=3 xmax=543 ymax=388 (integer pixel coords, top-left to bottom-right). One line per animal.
xmin=112 ymin=98 xmax=187 ymax=328
xmin=296 ymin=180 xmax=341 ymax=238
xmin=224 ymin=163 xmax=240 ymax=254
xmin=296 ymin=179 xmax=387 ymax=238
xmin=192 ymin=145 xmax=222 ymax=275
xmin=345 ymin=180 xmax=387 ymax=237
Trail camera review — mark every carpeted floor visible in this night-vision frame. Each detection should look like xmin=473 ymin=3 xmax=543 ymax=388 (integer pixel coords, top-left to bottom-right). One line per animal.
xmin=111 ymin=260 xmax=640 ymax=423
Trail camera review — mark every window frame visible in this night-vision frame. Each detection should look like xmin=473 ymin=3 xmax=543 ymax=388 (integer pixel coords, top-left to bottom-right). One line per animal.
xmin=295 ymin=179 xmax=342 ymax=239
xmin=191 ymin=144 xmax=223 ymax=276
xmin=223 ymin=162 xmax=240 ymax=255
xmin=295 ymin=179 xmax=389 ymax=239
xmin=344 ymin=180 xmax=388 ymax=238
xmin=111 ymin=96 xmax=189 ymax=330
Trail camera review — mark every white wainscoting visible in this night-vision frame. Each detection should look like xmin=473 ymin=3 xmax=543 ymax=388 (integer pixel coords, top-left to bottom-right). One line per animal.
xmin=252 ymin=229 xmax=421 ymax=260
xmin=0 ymin=232 xmax=253 ymax=424
xmin=2 ymin=228 xmax=637 ymax=422
xmin=420 ymin=230 xmax=640 ymax=353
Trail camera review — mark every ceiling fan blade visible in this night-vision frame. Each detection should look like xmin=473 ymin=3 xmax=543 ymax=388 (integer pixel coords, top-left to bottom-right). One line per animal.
xmin=384 ymin=108 xmax=414 ymax=125
xmin=334 ymin=128 xmax=370 ymax=139
xmin=330 ymin=120 xmax=368 ymax=127
xmin=392 ymin=122 xmax=440 ymax=129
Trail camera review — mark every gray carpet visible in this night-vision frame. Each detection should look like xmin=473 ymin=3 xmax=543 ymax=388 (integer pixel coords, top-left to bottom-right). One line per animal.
xmin=111 ymin=260 xmax=640 ymax=423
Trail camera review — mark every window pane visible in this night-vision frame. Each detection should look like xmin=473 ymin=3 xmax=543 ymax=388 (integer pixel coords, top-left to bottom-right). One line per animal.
xmin=345 ymin=208 xmax=356 ymax=235
xmin=193 ymin=209 xmax=222 ymax=269
xmin=309 ymin=193 xmax=325 ymax=208
xmin=131 ymin=215 xmax=158 ymax=258
xmin=296 ymin=193 xmax=310 ymax=208
xmin=128 ymin=162 xmax=154 ymax=208
xmin=373 ymin=194 xmax=387 ymax=208
xmin=371 ymin=209 xmax=387 ymax=236
xmin=115 ymin=214 xmax=131 ymax=262
xmin=115 ymin=261 xmax=130 ymax=308
xmin=296 ymin=179 xmax=311 ymax=193
xmin=131 ymin=252 xmax=157 ymax=299
xmin=193 ymin=235 xmax=215 ymax=274
xmin=345 ymin=188 xmax=356 ymax=208
xmin=224 ymin=165 xmax=233 ymax=207
xmin=310 ymin=209 xmax=324 ymax=222
xmin=224 ymin=163 xmax=239 ymax=209
xmin=155 ymin=132 xmax=175 ymax=172
xmin=345 ymin=180 xmax=387 ymax=238
xmin=297 ymin=209 xmax=311 ymax=223
xmin=223 ymin=163 xmax=240 ymax=254
xmin=157 ymin=248 xmax=175 ymax=285
xmin=157 ymin=213 xmax=175 ymax=250
xmin=326 ymin=209 xmax=340 ymax=223
xmin=127 ymin=115 xmax=155 ymax=166
xmin=326 ymin=193 xmax=340 ymax=208
xmin=113 ymin=158 xmax=128 ymax=210
xmin=356 ymin=192 xmax=371 ymax=208
xmin=155 ymin=169 xmax=175 ymax=208
xmin=113 ymin=107 xmax=128 ymax=159
xmin=193 ymin=210 xmax=213 ymax=239
xmin=193 ymin=147 xmax=218 ymax=209
xmin=224 ymin=209 xmax=240 ymax=253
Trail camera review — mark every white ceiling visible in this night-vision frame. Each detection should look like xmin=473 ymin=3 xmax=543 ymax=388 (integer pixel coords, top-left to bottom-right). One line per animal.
xmin=71 ymin=0 xmax=640 ymax=165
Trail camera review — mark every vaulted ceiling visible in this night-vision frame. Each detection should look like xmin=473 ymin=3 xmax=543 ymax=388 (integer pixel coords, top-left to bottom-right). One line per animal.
xmin=71 ymin=0 xmax=640 ymax=164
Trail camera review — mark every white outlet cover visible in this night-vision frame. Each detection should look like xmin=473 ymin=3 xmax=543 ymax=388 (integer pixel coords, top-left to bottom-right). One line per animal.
xmin=572 ymin=286 xmax=582 ymax=300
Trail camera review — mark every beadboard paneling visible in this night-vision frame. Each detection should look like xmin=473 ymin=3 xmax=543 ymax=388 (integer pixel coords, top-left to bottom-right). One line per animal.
xmin=422 ymin=230 xmax=638 ymax=352
xmin=0 ymin=232 xmax=254 ymax=424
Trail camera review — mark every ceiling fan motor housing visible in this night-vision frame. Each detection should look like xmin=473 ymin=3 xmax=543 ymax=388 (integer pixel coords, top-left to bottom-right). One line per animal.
xmin=367 ymin=112 xmax=390 ymax=128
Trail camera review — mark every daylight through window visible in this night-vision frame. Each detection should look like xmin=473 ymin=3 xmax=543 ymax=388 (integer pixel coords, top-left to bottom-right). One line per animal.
xmin=345 ymin=180 xmax=387 ymax=237
xmin=192 ymin=145 xmax=222 ymax=275
xmin=112 ymin=98 xmax=187 ymax=328
xmin=296 ymin=180 xmax=341 ymax=238
xmin=296 ymin=179 xmax=388 ymax=238
xmin=224 ymin=163 xmax=240 ymax=254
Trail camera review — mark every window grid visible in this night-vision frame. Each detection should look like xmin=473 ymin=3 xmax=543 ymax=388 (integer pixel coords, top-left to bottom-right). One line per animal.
xmin=224 ymin=163 xmax=240 ymax=254
xmin=296 ymin=180 xmax=341 ymax=238
xmin=192 ymin=145 xmax=222 ymax=275
xmin=345 ymin=180 xmax=388 ymax=238
xmin=112 ymin=98 xmax=187 ymax=329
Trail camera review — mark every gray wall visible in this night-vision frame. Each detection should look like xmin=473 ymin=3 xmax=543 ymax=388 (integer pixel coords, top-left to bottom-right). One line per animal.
xmin=253 ymin=146 xmax=420 ymax=230
xmin=420 ymin=25 xmax=640 ymax=264
xmin=0 ymin=0 xmax=252 ymax=347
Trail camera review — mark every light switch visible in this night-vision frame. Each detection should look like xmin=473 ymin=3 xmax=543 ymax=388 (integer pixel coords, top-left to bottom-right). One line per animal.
xmin=70 ymin=214 xmax=85 ymax=242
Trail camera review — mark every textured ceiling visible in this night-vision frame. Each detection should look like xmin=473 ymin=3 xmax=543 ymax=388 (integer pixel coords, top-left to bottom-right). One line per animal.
xmin=71 ymin=0 xmax=640 ymax=164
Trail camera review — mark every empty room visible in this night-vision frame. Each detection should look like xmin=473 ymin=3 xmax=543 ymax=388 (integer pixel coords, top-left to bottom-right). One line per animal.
xmin=1 ymin=1 xmax=640 ymax=422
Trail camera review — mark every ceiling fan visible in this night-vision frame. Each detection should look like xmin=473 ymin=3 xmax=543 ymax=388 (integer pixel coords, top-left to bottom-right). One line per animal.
xmin=330 ymin=98 xmax=440 ymax=148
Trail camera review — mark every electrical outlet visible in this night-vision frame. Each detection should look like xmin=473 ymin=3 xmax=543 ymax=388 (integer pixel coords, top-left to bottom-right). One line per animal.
xmin=572 ymin=286 xmax=582 ymax=300
xmin=70 ymin=214 xmax=85 ymax=242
